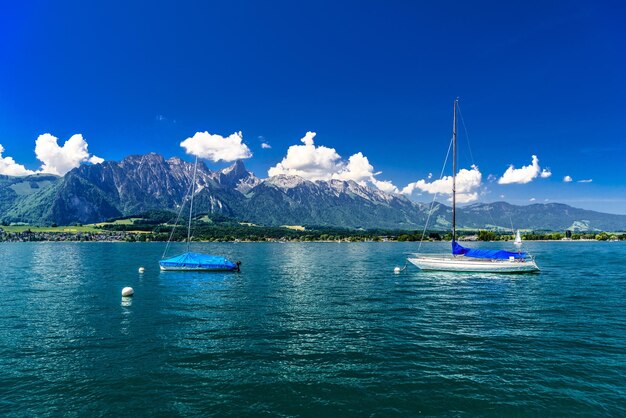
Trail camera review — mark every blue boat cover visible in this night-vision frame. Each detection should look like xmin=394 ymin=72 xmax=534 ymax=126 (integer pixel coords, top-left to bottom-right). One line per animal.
xmin=160 ymin=252 xmax=238 ymax=270
xmin=452 ymin=241 xmax=528 ymax=260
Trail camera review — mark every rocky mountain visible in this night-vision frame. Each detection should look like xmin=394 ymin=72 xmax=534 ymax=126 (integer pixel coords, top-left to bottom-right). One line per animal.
xmin=1 ymin=153 xmax=626 ymax=231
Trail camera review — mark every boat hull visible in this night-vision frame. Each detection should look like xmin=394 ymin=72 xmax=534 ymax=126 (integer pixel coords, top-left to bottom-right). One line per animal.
xmin=408 ymin=255 xmax=539 ymax=273
xmin=159 ymin=265 xmax=238 ymax=272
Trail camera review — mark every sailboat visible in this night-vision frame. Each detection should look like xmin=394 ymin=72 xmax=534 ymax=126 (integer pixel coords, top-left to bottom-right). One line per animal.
xmin=408 ymin=99 xmax=539 ymax=273
xmin=514 ymin=230 xmax=523 ymax=246
xmin=159 ymin=157 xmax=241 ymax=272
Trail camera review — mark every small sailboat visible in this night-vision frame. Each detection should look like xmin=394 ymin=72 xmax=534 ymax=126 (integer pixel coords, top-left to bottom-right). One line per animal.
xmin=159 ymin=157 xmax=240 ymax=272
xmin=159 ymin=252 xmax=240 ymax=272
xmin=408 ymin=99 xmax=539 ymax=273
xmin=514 ymin=230 xmax=523 ymax=246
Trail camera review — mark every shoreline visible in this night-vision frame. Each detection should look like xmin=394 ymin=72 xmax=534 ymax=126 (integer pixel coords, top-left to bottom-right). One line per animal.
xmin=2 ymin=227 xmax=623 ymax=244
xmin=0 ymin=236 xmax=620 ymax=244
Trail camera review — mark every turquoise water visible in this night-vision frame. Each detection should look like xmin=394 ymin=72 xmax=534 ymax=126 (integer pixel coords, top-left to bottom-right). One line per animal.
xmin=0 ymin=241 xmax=624 ymax=416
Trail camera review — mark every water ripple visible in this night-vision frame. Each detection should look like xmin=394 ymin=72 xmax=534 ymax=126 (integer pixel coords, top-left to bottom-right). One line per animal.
xmin=0 ymin=242 xmax=624 ymax=416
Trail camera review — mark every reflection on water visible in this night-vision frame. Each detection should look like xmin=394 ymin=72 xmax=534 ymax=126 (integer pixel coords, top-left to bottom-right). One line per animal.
xmin=0 ymin=242 xmax=624 ymax=416
xmin=121 ymin=296 xmax=133 ymax=307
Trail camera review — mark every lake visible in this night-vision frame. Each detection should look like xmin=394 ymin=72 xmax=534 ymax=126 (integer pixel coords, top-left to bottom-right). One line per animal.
xmin=0 ymin=241 xmax=624 ymax=416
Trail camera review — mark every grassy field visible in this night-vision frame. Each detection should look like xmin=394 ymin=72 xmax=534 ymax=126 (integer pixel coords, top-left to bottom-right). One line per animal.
xmin=92 ymin=218 xmax=143 ymax=227
xmin=1 ymin=219 xmax=144 ymax=234
xmin=281 ymin=225 xmax=306 ymax=231
xmin=239 ymin=222 xmax=259 ymax=227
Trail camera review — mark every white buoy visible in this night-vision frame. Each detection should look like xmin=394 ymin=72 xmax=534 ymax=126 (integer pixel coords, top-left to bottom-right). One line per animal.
xmin=394 ymin=266 xmax=401 ymax=274
xmin=138 ymin=267 xmax=145 ymax=273
xmin=121 ymin=287 xmax=134 ymax=297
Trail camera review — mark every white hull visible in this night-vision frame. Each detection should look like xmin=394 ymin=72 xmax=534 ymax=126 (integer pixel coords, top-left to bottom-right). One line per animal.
xmin=408 ymin=255 xmax=539 ymax=273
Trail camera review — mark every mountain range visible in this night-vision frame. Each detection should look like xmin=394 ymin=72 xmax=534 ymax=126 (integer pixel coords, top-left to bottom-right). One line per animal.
xmin=1 ymin=153 xmax=625 ymax=231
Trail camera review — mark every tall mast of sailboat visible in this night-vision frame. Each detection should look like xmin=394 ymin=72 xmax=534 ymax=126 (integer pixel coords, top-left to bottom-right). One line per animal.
xmin=452 ymin=98 xmax=457 ymax=243
xmin=187 ymin=156 xmax=199 ymax=252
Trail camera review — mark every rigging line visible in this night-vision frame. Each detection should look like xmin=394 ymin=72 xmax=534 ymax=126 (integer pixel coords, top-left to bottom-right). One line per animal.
xmin=508 ymin=214 xmax=522 ymax=254
xmin=161 ymin=164 xmax=197 ymax=259
xmin=417 ymin=133 xmax=454 ymax=253
xmin=161 ymin=193 xmax=189 ymax=259
xmin=186 ymin=156 xmax=199 ymax=253
xmin=508 ymin=214 xmax=516 ymax=235
xmin=456 ymin=102 xmax=476 ymax=167
xmin=458 ymin=102 xmax=501 ymax=234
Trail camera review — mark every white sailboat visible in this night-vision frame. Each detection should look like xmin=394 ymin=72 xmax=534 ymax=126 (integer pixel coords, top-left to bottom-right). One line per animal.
xmin=408 ymin=99 xmax=539 ymax=273
xmin=514 ymin=230 xmax=523 ymax=246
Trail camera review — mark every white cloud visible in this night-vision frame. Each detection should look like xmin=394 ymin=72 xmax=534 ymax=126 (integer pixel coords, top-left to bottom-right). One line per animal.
xmin=268 ymin=132 xmax=398 ymax=193
xmin=89 ymin=155 xmax=105 ymax=164
xmin=371 ymin=179 xmax=399 ymax=194
xmin=540 ymin=168 xmax=552 ymax=178
xmin=180 ymin=131 xmax=252 ymax=162
xmin=529 ymin=197 xmax=536 ymax=202
xmin=402 ymin=165 xmax=482 ymax=203
xmin=563 ymin=175 xmax=573 ymax=182
xmin=500 ymin=194 xmax=505 ymax=199
xmin=268 ymin=132 xmax=341 ymax=180
xmin=498 ymin=155 xmax=543 ymax=184
xmin=578 ymin=179 xmax=592 ymax=183
xmin=487 ymin=174 xmax=497 ymax=182
xmin=333 ymin=152 xmax=400 ymax=193
xmin=261 ymin=143 xmax=271 ymax=149
xmin=35 ymin=133 xmax=103 ymax=175
xmin=333 ymin=152 xmax=376 ymax=183
xmin=0 ymin=144 xmax=35 ymax=176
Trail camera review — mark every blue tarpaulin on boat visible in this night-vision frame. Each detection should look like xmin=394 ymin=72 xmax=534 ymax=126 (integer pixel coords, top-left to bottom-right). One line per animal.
xmin=452 ymin=241 xmax=528 ymax=260
xmin=159 ymin=252 xmax=239 ymax=270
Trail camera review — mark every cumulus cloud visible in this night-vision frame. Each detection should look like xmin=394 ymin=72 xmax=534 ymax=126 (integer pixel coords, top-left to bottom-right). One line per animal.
xmin=334 ymin=153 xmax=400 ymax=193
xmin=371 ymin=179 xmax=399 ymax=194
xmin=563 ymin=175 xmax=573 ymax=182
xmin=35 ymin=133 xmax=103 ymax=175
xmin=529 ymin=197 xmax=536 ymax=202
xmin=0 ymin=144 xmax=35 ymax=176
xmin=402 ymin=165 xmax=482 ymax=203
xmin=268 ymin=132 xmax=398 ymax=193
xmin=180 ymin=131 xmax=252 ymax=162
xmin=498 ymin=155 xmax=543 ymax=184
xmin=333 ymin=152 xmax=376 ymax=183
xmin=540 ymin=168 xmax=552 ymax=178
xmin=89 ymin=155 xmax=105 ymax=164
xmin=578 ymin=179 xmax=592 ymax=183
xmin=268 ymin=132 xmax=341 ymax=180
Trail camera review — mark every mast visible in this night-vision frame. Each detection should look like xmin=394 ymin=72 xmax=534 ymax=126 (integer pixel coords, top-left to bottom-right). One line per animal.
xmin=452 ymin=98 xmax=457 ymax=243
xmin=186 ymin=156 xmax=199 ymax=252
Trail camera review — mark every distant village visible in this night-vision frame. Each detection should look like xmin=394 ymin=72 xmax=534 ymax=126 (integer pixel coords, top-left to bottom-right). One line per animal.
xmin=1 ymin=227 xmax=624 ymax=243
xmin=0 ymin=229 xmax=139 ymax=242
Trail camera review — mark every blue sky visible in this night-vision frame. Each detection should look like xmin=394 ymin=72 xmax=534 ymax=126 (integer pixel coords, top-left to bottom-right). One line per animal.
xmin=1 ymin=1 xmax=625 ymax=213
